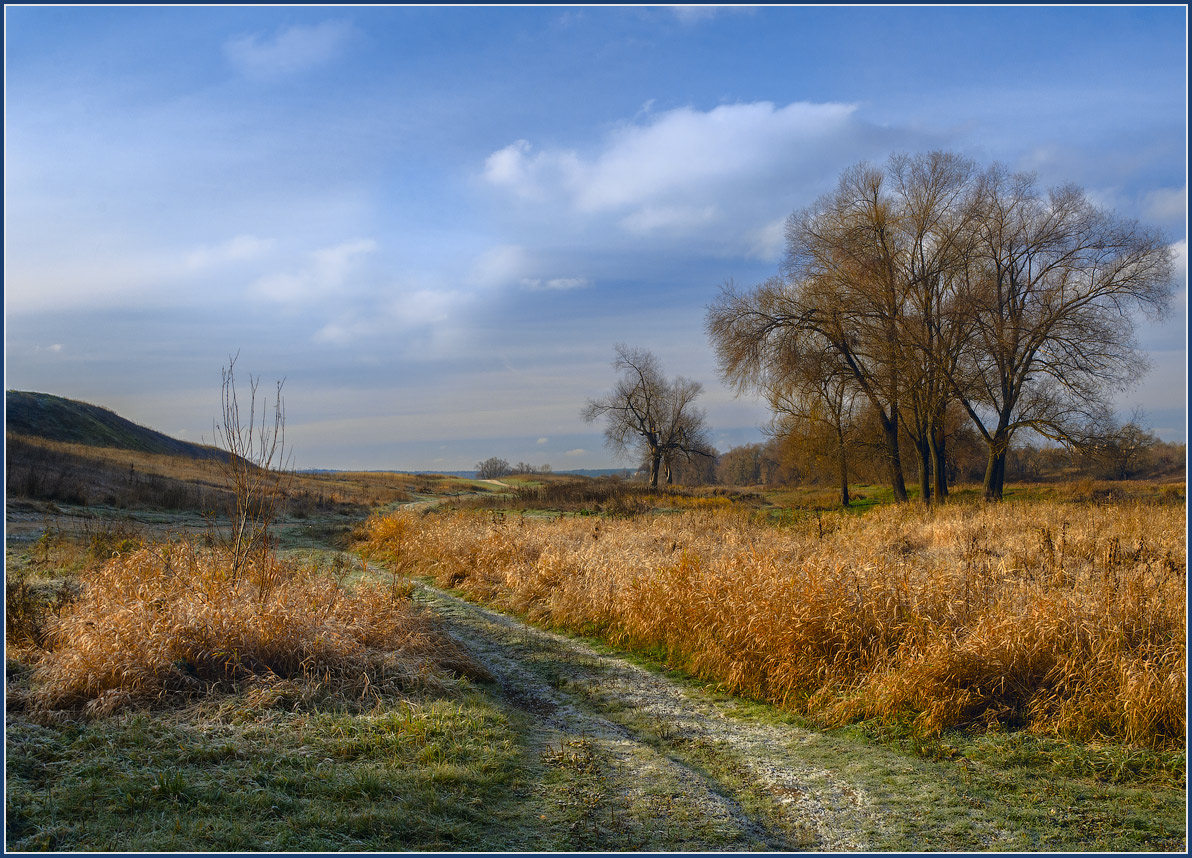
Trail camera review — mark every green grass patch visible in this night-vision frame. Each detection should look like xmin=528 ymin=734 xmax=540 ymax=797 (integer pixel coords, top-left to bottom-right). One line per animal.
xmin=5 ymin=690 xmax=545 ymax=852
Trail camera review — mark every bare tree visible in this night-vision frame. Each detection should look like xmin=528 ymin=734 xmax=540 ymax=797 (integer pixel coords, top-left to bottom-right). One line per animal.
xmin=953 ymin=166 xmax=1175 ymax=499
xmin=213 ymin=353 xmax=292 ymax=583
xmin=709 ymin=152 xmax=1175 ymax=503
xmin=582 ymin=344 xmax=714 ymax=488
xmin=766 ymin=349 xmax=861 ymax=507
xmin=476 ymin=457 xmax=512 ymax=479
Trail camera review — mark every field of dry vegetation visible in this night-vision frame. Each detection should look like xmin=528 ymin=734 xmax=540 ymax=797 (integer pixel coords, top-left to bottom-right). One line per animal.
xmin=6 ymin=532 xmax=490 ymax=721
xmin=362 ymin=494 xmax=1186 ymax=750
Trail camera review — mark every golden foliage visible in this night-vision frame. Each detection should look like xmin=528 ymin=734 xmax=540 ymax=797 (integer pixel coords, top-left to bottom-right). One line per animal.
xmin=30 ymin=543 xmax=490 ymax=715
xmin=363 ymin=501 xmax=1186 ymax=748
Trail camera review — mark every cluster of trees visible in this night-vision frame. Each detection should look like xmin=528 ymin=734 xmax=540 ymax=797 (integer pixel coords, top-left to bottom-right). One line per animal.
xmin=707 ymin=151 xmax=1176 ymax=503
xmin=475 ymin=457 xmax=555 ymax=480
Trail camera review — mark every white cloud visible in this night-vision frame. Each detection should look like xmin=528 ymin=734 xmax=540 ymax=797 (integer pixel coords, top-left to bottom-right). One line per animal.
xmin=565 ymin=448 xmax=587 ymax=457
xmin=747 ymin=216 xmax=787 ymax=261
xmin=537 ymin=437 xmax=549 ymax=445
xmin=670 ymin=6 xmax=754 ymax=24
xmin=225 ymin=20 xmax=354 ymax=80
xmin=620 ymin=204 xmax=717 ymax=235
xmin=522 ymin=277 xmax=590 ymax=291
xmin=468 ymin=244 xmax=533 ymax=289
xmin=1143 ymin=186 xmax=1187 ymax=224
xmin=185 ymin=234 xmax=274 ymax=270
xmin=252 ymin=238 xmax=376 ymax=304
xmin=481 ymin=100 xmax=877 ymax=253
xmin=487 ymin=101 xmax=855 ymax=213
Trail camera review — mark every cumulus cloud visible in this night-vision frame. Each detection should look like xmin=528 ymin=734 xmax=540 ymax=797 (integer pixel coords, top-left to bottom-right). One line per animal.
xmin=537 ymin=437 xmax=549 ymax=445
xmin=468 ymin=244 xmax=589 ymax=292
xmin=565 ymin=448 xmax=587 ymax=457
xmin=487 ymin=101 xmax=855 ymax=211
xmin=225 ymin=20 xmax=354 ymax=80
xmin=481 ymin=100 xmax=894 ymax=257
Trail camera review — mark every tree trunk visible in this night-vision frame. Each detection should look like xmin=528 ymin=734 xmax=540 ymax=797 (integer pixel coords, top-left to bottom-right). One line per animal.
xmin=836 ymin=426 xmax=850 ymax=507
xmin=648 ymin=451 xmax=661 ymax=489
xmin=930 ymin=420 xmax=948 ymax=501
xmin=982 ymin=431 xmax=1009 ymax=501
xmin=914 ymin=434 xmax=932 ymax=506
xmin=880 ymin=416 xmax=909 ymax=502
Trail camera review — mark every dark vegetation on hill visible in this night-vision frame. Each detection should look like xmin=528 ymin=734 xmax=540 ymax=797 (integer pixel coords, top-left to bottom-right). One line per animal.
xmin=3 ymin=392 xmax=481 ymax=515
xmin=6 ymin=391 xmax=225 ymax=459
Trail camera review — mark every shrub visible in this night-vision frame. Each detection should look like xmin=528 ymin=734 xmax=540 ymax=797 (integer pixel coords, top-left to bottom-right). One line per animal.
xmin=30 ymin=542 xmax=491 ymax=717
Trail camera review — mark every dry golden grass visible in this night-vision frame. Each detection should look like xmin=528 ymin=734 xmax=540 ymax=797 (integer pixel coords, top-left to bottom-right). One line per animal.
xmin=27 ymin=542 xmax=491 ymax=717
xmin=5 ymin=432 xmax=458 ymax=510
xmin=362 ymin=501 xmax=1185 ymax=748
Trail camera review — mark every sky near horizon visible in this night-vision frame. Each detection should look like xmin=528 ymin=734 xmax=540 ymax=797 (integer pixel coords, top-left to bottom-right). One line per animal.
xmin=4 ymin=5 xmax=1187 ymax=471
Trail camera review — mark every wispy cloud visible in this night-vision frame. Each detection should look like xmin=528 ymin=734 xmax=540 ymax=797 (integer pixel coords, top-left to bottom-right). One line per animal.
xmin=670 ymin=6 xmax=754 ymax=25
xmin=522 ymin=277 xmax=590 ymax=292
xmin=185 ymin=234 xmax=274 ymax=270
xmin=252 ymin=238 xmax=376 ymax=304
xmin=225 ymin=20 xmax=354 ymax=80
xmin=1144 ymin=186 xmax=1187 ymax=224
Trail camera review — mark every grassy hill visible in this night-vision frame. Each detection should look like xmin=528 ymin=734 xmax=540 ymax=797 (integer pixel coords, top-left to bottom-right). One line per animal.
xmin=5 ymin=391 xmax=224 ymax=460
xmin=3 ymin=391 xmax=473 ymax=515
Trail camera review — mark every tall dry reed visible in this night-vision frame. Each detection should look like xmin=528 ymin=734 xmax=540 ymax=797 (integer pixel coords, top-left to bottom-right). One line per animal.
xmin=362 ymin=501 xmax=1185 ymax=748
xmin=31 ymin=542 xmax=490 ymax=716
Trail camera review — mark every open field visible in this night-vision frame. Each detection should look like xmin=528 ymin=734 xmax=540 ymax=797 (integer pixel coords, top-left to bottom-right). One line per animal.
xmin=5 ymin=468 xmax=1188 ymax=851
xmin=361 ymin=496 xmax=1187 ymax=750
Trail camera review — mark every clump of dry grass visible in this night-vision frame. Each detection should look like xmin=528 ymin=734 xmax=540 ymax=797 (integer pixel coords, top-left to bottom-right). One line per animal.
xmin=361 ymin=500 xmax=1185 ymax=748
xmin=29 ymin=542 xmax=491 ymax=717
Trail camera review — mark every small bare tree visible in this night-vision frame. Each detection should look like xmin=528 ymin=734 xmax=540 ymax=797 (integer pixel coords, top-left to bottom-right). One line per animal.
xmin=213 ymin=353 xmax=292 ymax=583
xmin=582 ymin=344 xmax=713 ymax=489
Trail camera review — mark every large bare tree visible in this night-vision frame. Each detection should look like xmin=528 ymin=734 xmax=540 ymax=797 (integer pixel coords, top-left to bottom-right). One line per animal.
xmin=709 ymin=159 xmax=922 ymax=502
xmin=582 ymin=344 xmax=713 ymax=488
xmin=954 ymin=166 xmax=1175 ymax=499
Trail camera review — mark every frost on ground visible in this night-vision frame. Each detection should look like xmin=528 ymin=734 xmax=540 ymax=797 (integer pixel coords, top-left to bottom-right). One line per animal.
xmin=417 ymin=583 xmax=883 ymax=852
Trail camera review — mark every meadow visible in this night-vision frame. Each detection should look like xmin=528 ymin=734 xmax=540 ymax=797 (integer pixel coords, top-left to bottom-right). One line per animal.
xmin=5 ymin=470 xmax=1187 ymax=850
xmin=362 ymin=486 xmax=1186 ymax=750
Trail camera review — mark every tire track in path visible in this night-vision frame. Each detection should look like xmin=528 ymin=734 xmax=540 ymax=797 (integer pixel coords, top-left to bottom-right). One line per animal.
xmin=413 ymin=581 xmax=883 ymax=851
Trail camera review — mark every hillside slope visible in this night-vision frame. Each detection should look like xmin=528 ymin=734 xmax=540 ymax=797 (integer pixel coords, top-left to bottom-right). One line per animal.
xmin=5 ymin=391 xmax=223 ymax=460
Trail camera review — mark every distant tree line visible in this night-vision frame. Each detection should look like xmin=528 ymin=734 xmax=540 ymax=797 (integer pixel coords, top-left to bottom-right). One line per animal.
xmin=708 ymin=420 xmax=1183 ymax=491
xmin=474 ymin=457 xmax=555 ymax=480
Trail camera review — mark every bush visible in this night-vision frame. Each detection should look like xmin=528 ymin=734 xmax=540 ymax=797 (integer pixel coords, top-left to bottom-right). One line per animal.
xmin=29 ymin=543 xmax=491 ymax=717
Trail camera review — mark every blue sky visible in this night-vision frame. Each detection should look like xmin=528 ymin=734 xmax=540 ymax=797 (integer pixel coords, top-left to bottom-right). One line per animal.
xmin=4 ymin=5 xmax=1186 ymax=470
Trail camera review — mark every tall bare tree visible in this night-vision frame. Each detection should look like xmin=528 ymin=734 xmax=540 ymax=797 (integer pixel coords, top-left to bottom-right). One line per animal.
xmin=709 ymin=159 xmax=918 ymax=501
xmin=953 ymin=166 xmax=1175 ymax=499
xmin=582 ymin=344 xmax=713 ymax=488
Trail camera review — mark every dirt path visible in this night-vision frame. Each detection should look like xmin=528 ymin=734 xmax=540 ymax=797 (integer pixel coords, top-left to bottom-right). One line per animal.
xmin=412 ymin=580 xmax=885 ymax=851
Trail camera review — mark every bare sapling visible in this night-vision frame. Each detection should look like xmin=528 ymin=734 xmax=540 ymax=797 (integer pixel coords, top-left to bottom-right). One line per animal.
xmin=213 ymin=353 xmax=293 ymax=585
